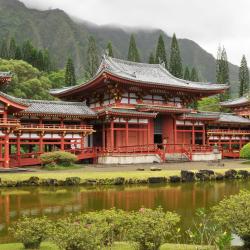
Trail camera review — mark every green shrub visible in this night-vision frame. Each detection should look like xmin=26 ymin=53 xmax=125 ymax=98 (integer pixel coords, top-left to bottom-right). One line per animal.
xmin=9 ymin=216 xmax=51 ymax=249
xmin=40 ymin=151 xmax=77 ymax=167
xmin=240 ymin=143 xmax=250 ymax=159
xmin=126 ymin=207 xmax=180 ymax=250
xmin=212 ymin=190 xmax=250 ymax=247
xmin=50 ymin=216 xmax=107 ymax=250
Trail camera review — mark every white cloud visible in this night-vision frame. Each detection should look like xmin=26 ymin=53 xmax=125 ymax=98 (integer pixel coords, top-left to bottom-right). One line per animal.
xmin=20 ymin=0 xmax=250 ymax=65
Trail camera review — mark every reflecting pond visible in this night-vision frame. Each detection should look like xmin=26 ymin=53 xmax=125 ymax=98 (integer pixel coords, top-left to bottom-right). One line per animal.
xmin=0 ymin=180 xmax=249 ymax=243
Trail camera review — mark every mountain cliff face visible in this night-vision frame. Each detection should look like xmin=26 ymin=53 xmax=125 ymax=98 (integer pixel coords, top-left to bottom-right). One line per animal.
xmin=0 ymin=0 xmax=239 ymax=93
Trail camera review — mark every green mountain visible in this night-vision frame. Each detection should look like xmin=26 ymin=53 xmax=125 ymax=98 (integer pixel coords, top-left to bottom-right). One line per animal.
xmin=0 ymin=0 xmax=239 ymax=94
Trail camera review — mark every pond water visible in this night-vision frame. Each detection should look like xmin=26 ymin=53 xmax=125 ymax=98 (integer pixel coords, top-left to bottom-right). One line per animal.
xmin=0 ymin=180 xmax=249 ymax=243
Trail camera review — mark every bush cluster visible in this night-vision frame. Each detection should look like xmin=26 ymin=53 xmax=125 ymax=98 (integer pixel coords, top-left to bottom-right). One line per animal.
xmin=40 ymin=151 xmax=77 ymax=167
xmin=240 ymin=142 xmax=250 ymax=159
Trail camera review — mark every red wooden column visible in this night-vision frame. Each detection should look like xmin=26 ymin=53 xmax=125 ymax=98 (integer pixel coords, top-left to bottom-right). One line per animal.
xmin=102 ymin=123 xmax=106 ymax=148
xmin=147 ymin=119 xmax=151 ymax=145
xmin=4 ymin=130 xmax=10 ymax=168
xmin=125 ymin=119 xmax=129 ymax=147
xmin=192 ymin=122 xmax=195 ymax=146
xmin=173 ymin=117 xmax=177 ymax=149
xmin=39 ymin=132 xmax=44 ymax=154
xmin=110 ymin=120 xmax=114 ymax=149
xmin=60 ymin=132 xmax=65 ymax=151
xmin=16 ymin=132 xmax=21 ymax=167
xmin=229 ymin=136 xmax=232 ymax=151
xmin=202 ymin=125 xmax=206 ymax=146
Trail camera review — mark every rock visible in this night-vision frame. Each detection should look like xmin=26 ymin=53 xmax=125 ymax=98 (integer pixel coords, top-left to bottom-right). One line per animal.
xmin=238 ymin=170 xmax=249 ymax=179
xmin=195 ymin=172 xmax=210 ymax=181
xmin=137 ymin=168 xmax=145 ymax=171
xmin=28 ymin=176 xmax=40 ymax=185
xmin=85 ymin=179 xmax=97 ymax=185
xmin=41 ymin=178 xmax=58 ymax=186
xmin=224 ymin=169 xmax=237 ymax=179
xmin=148 ymin=177 xmax=165 ymax=184
xmin=199 ymin=169 xmax=215 ymax=176
xmin=169 ymin=176 xmax=181 ymax=183
xmin=150 ymin=167 xmax=162 ymax=171
xmin=215 ymin=173 xmax=224 ymax=181
xmin=181 ymin=170 xmax=195 ymax=182
xmin=65 ymin=177 xmax=81 ymax=185
xmin=113 ymin=177 xmax=125 ymax=185
xmin=4 ymin=181 xmax=17 ymax=187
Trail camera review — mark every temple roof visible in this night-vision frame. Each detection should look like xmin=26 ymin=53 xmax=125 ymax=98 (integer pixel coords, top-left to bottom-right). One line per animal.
xmin=179 ymin=111 xmax=250 ymax=124
xmin=220 ymin=96 xmax=250 ymax=107
xmin=97 ymin=107 xmax=157 ymax=118
xmin=0 ymin=92 xmax=96 ymax=118
xmin=50 ymin=55 xmax=228 ymax=96
xmin=19 ymin=100 xmax=96 ymax=117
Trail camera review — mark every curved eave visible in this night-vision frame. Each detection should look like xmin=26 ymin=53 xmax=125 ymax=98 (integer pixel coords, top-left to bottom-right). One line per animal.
xmin=220 ymin=102 xmax=250 ymax=108
xmin=0 ymin=96 xmax=28 ymax=111
xmin=51 ymin=70 xmax=228 ymax=99
xmin=16 ymin=112 xmax=97 ymax=119
xmin=98 ymin=110 xmax=157 ymax=118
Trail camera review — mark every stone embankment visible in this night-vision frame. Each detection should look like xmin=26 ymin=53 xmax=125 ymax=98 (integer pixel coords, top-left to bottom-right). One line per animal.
xmin=0 ymin=169 xmax=249 ymax=187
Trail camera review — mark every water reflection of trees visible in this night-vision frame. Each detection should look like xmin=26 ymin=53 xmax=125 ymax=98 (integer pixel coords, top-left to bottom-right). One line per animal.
xmin=0 ymin=180 xmax=249 ymax=243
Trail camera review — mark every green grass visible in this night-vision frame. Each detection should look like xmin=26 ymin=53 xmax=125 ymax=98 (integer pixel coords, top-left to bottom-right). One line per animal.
xmin=0 ymin=242 xmax=216 ymax=250
xmin=42 ymin=164 xmax=84 ymax=171
xmin=1 ymin=167 xmax=250 ymax=183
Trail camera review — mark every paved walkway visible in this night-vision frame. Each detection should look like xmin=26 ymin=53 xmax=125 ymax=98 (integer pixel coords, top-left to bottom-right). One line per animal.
xmin=22 ymin=159 xmax=249 ymax=174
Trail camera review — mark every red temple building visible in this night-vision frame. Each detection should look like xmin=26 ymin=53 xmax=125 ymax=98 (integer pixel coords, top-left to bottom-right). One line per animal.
xmin=0 ymin=56 xmax=250 ymax=168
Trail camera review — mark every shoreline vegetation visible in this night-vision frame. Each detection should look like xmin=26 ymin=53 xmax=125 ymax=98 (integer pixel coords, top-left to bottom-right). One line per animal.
xmin=0 ymin=168 xmax=249 ymax=187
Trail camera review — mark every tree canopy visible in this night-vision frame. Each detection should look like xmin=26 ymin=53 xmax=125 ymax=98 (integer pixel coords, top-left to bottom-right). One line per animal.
xmin=155 ymin=34 xmax=168 ymax=68
xmin=65 ymin=58 xmax=76 ymax=86
xmin=127 ymin=34 xmax=140 ymax=62
xmin=239 ymin=55 xmax=249 ymax=97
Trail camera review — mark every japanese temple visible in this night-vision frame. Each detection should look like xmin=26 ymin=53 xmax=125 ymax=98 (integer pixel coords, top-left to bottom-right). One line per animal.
xmin=0 ymin=55 xmax=250 ymax=168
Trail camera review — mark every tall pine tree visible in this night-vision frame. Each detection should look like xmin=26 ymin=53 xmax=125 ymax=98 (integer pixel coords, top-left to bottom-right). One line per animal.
xmin=216 ymin=46 xmax=230 ymax=101
xmin=169 ymin=33 xmax=182 ymax=77
xmin=0 ymin=39 xmax=9 ymax=59
xmin=15 ymin=46 xmax=22 ymax=60
xmin=239 ymin=55 xmax=249 ymax=97
xmin=127 ymin=34 xmax=140 ymax=62
xmin=9 ymin=37 xmax=16 ymax=59
xmin=106 ymin=41 xmax=113 ymax=57
xmin=85 ymin=36 xmax=99 ymax=78
xmin=155 ymin=34 xmax=168 ymax=68
xmin=183 ymin=66 xmax=190 ymax=80
xmin=190 ymin=67 xmax=199 ymax=81
xmin=148 ymin=52 xmax=155 ymax=64
xmin=65 ymin=57 xmax=76 ymax=86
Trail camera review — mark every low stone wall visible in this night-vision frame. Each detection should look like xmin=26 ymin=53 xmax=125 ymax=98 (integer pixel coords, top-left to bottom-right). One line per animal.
xmin=0 ymin=169 xmax=249 ymax=187
xmin=192 ymin=152 xmax=222 ymax=161
xmin=98 ymin=154 xmax=161 ymax=164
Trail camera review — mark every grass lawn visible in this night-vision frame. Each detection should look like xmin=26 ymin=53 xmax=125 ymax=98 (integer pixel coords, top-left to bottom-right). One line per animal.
xmin=1 ymin=167 xmax=250 ymax=183
xmin=0 ymin=242 xmax=217 ymax=250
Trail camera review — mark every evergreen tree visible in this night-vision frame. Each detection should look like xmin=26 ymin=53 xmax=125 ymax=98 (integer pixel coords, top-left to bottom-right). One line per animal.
xmin=15 ymin=46 xmax=22 ymax=60
xmin=9 ymin=37 xmax=16 ymax=59
xmin=106 ymin=41 xmax=113 ymax=57
xmin=216 ymin=46 xmax=230 ymax=101
xmin=85 ymin=36 xmax=99 ymax=78
xmin=43 ymin=49 xmax=52 ymax=72
xmin=127 ymin=34 xmax=140 ymax=62
xmin=155 ymin=34 xmax=168 ymax=68
xmin=169 ymin=33 xmax=182 ymax=77
xmin=36 ymin=50 xmax=44 ymax=71
xmin=190 ymin=67 xmax=199 ymax=81
xmin=0 ymin=39 xmax=9 ymax=59
xmin=183 ymin=66 xmax=190 ymax=80
xmin=65 ymin=57 xmax=76 ymax=86
xmin=239 ymin=55 xmax=249 ymax=97
xmin=148 ymin=52 xmax=155 ymax=64
xmin=22 ymin=40 xmax=34 ymax=64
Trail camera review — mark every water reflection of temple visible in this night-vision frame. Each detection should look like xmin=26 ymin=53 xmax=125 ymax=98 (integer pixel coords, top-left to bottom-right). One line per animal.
xmin=0 ymin=181 xmax=249 ymax=243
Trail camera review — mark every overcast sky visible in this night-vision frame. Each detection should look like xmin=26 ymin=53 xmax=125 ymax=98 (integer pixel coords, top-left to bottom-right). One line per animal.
xmin=20 ymin=0 xmax=250 ymax=66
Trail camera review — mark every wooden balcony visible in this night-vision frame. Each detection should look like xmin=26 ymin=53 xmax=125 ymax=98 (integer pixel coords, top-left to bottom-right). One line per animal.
xmin=207 ymin=129 xmax=250 ymax=135
xmin=0 ymin=118 xmax=20 ymax=127
xmin=18 ymin=124 xmax=95 ymax=133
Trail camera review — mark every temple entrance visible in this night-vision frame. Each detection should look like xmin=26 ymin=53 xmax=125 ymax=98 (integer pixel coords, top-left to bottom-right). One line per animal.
xmin=154 ymin=117 xmax=163 ymax=144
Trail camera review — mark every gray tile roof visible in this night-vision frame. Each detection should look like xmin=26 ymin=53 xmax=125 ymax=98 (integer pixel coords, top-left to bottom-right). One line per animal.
xmin=0 ymin=91 xmax=28 ymax=106
xmin=180 ymin=112 xmax=220 ymax=120
xmin=98 ymin=107 xmax=157 ymax=117
xmin=0 ymin=72 xmax=12 ymax=77
xmin=218 ymin=113 xmax=250 ymax=124
xmin=220 ymin=96 xmax=249 ymax=107
xmin=20 ymin=99 xmax=96 ymax=117
xmin=50 ymin=55 xmax=228 ymax=95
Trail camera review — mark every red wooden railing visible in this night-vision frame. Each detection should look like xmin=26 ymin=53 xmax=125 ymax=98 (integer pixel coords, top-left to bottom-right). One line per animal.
xmin=0 ymin=118 xmax=20 ymax=124
xmin=208 ymin=129 xmax=250 ymax=134
xmin=20 ymin=124 xmax=94 ymax=130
